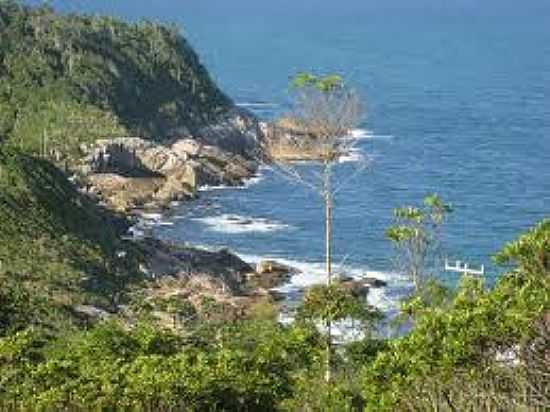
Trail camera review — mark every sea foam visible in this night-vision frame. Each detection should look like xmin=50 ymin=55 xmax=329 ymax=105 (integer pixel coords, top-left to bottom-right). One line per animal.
xmin=193 ymin=214 xmax=291 ymax=234
xmin=198 ymin=171 xmax=265 ymax=192
xmin=238 ymin=252 xmax=406 ymax=341
xmin=236 ymin=102 xmax=279 ymax=109
xmin=338 ymin=147 xmax=365 ymax=164
xmin=237 ymin=253 xmax=403 ymax=312
xmin=345 ymin=129 xmax=394 ymax=140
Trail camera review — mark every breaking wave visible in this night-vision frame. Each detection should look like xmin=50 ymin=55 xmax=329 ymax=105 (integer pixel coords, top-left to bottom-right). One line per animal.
xmin=193 ymin=214 xmax=291 ymax=234
xmin=238 ymin=253 xmax=404 ymax=312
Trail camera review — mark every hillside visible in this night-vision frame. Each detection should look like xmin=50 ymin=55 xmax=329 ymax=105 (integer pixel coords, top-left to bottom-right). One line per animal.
xmin=0 ymin=2 xmax=263 ymax=334
xmin=0 ymin=147 xmax=145 ymax=332
xmin=0 ymin=1 xmax=233 ymax=155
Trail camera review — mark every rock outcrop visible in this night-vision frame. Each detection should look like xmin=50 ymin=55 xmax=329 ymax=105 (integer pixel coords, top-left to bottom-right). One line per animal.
xmin=136 ymin=238 xmax=254 ymax=294
xmin=73 ymin=111 xmax=279 ymax=323
xmin=79 ymin=137 xmax=259 ymax=211
xmin=247 ymin=259 xmax=296 ymax=289
xmin=133 ymin=238 xmax=285 ymax=324
xmin=75 ymin=109 xmax=264 ymax=211
xmin=192 ymin=108 xmax=264 ymax=158
xmin=261 ymin=116 xmax=352 ymax=162
xmin=361 ymin=277 xmax=388 ymax=288
xmin=339 ymin=276 xmax=388 ymax=298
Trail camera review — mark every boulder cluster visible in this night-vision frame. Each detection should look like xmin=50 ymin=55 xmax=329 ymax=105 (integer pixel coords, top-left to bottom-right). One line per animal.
xmin=78 ymin=111 xmax=262 ymax=211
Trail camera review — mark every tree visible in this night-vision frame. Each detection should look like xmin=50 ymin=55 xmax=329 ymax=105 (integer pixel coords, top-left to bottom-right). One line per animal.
xmin=163 ymin=295 xmax=196 ymax=329
xmin=264 ymin=73 xmax=363 ymax=382
xmin=299 ymin=282 xmax=381 ymax=385
xmin=361 ymin=219 xmax=550 ymax=411
xmin=386 ymin=194 xmax=452 ymax=292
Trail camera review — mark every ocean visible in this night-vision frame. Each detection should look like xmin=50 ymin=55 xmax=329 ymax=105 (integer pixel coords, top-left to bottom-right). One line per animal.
xmin=51 ymin=0 xmax=550 ymax=312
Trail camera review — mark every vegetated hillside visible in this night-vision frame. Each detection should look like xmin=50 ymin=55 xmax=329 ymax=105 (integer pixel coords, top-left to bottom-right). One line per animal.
xmin=0 ymin=147 xmax=143 ymax=333
xmin=0 ymin=218 xmax=547 ymax=411
xmin=0 ymin=1 xmax=232 ymax=155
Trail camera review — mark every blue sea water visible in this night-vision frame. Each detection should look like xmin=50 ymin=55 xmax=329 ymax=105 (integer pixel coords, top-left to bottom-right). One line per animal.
xmin=52 ymin=0 xmax=550 ymax=307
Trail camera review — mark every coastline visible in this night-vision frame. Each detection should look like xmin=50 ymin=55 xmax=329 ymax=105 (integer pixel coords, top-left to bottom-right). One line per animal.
xmin=71 ymin=109 xmax=395 ymax=325
xmin=68 ymin=109 xmax=304 ymax=321
xmin=141 ymin=164 xmax=400 ymax=328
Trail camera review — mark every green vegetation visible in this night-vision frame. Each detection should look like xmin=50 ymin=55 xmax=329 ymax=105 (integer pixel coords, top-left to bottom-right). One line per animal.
xmin=386 ymin=194 xmax=452 ymax=291
xmin=0 ymin=3 xmax=547 ymax=410
xmin=361 ymin=219 xmax=550 ymax=410
xmin=291 ymin=73 xmax=344 ymax=92
xmin=0 ymin=0 xmax=234 ymax=334
xmin=1 ymin=169 xmax=547 ymax=410
xmin=0 ymin=320 xmax=323 ymax=411
xmin=0 ymin=146 xmax=144 ymax=332
xmin=300 ymin=283 xmax=379 ymax=326
xmin=0 ymin=0 xmax=232 ymax=155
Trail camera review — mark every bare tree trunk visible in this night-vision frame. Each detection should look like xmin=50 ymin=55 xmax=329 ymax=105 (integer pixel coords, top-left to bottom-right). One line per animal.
xmin=325 ymin=320 xmax=332 ymax=383
xmin=325 ymin=162 xmax=333 ymax=285
xmin=324 ymin=161 xmax=333 ymax=383
xmin=266 ymin=73 xmax=362 ymax=386
xmin=41 ymin=129 xmax=48 ymax=158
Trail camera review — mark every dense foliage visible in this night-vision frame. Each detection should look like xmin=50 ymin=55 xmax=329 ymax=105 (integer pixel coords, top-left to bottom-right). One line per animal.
xmin=0 ymin=0 xmax=232 ymax=155
xmin=362 ymin=219 xmax=549 ymax=410
xmin=0 ymin=147 xmax=144 ymax=332
xmin=0 ymin=215 xmax=547 ymax=410
xmin=0 ymin=321 xmax=323 ymax=411
xmin=386 ymin=194 xmax=452 ymax=291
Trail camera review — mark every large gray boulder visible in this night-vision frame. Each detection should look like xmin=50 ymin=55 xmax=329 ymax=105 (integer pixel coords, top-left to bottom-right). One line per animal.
xmin=137 ymin=238 xmax=255 ymax=294
xmin=194 ymin=109 xmax=264 ymax=158
xmin=139 ymin=145 xmax=188 ymax=174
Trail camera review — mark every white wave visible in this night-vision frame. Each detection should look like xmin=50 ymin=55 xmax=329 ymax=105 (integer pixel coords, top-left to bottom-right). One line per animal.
xmin=199 ymin=171 xmax=265 ymax=192
xmin=350 ymin=128 xmax=373 ymax=139
xmin=135 ymin=214 xmax=174 ymax=228
xmin=347 ymin=129 xmax=394 ymax=140
xmin=243 ymin=174 xmax=264 ymax=188
xmin=193 ymin=214 xmax=290 ymax=234
xmin=236 ymin=102 xmax=279 ymax=109
xmin=338 ymin=148 xmax=365 ymax=164
xmin=155 ymin=221 xmax=175 ymax=227
xmin=238 ymin=253 xmax=400 ymax=310
xmin=239 ymin=252 xmax=409 ymax=340
xmin=198 ymin=184 xmax=235 ymax=192
xmin=197 ymin=183 xmax=251 ymax=192
xmin=139 ymin=212 xmax=163 ymax=221
xmin=126 ymin=226 xmax=145 ymax=239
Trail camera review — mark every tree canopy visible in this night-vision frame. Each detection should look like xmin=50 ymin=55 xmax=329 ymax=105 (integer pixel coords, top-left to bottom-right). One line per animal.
xmin=0 ymin=1 xmax=232 ymax=156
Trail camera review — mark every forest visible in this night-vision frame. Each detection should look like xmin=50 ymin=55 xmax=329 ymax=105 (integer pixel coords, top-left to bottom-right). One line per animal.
xmin=0 ymin=0 xmax=231 ymax=155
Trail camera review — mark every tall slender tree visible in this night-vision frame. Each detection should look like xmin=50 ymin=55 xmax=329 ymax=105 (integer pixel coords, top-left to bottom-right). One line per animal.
xmin=264 ymin=73 xmax=364 ymax=382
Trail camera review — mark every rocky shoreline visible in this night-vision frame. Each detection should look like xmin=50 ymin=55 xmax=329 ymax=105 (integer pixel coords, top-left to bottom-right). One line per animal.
xmin=70 ymin=109 xmax=386 ymax=325
xmin=68 ymin=109 xmax=299 ymax=324
xmin=78 ymin=109 xmax=262 ymax=212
